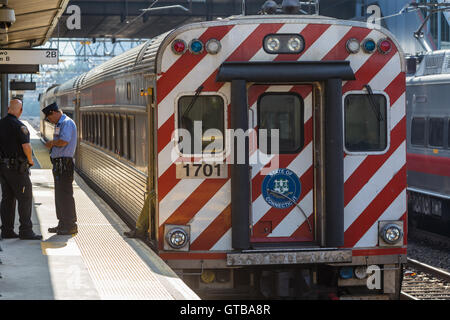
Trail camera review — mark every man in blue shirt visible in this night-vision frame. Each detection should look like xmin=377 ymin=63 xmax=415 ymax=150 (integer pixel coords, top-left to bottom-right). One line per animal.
xmin=42 ymin=102 xmax=78 ymax=235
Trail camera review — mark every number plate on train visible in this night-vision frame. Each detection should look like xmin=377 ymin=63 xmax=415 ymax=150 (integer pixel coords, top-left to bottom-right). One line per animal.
xmin=176 ymin=163 xmax=227 ymax=179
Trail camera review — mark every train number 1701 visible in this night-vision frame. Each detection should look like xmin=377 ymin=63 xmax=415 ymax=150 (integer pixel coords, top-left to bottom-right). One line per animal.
xmin=176 ymin=163 xmax=227 ymax=179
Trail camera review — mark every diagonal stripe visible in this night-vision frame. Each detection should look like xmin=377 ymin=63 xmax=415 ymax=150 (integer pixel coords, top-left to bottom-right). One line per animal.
xmin=190 ymin=205 xmax=231 ymax=250
xmin=344 ymin=166 xmax=406 ymax=247
xmin=188 ymin=181 xmax=231 ymax=243
xmin=344 ymin=141 xmax=406 ymax=231
xmin=298 ymin=25 xmax=352 ymax=61
xmin=269 ymin=190 xmax=314 ymax=238
xmin=344 ymin=117 xmax=406 ymax=206
xmin=159 ymin=179 xmax=204 ymax=226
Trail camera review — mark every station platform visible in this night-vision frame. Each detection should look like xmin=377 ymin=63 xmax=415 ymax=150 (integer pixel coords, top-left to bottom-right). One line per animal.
xmin=0 ymin=123 xmax=199 ymax=300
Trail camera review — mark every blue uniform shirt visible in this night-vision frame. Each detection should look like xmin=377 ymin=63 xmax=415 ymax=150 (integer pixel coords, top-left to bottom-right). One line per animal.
xmin=51 ymin=114 xmax=77 ymax=159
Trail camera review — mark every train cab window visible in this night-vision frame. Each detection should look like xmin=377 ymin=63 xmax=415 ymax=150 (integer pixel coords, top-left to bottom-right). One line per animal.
xmin=411 ymin=117 xmax=426 ymax=146
xmin=344 ymin=93 xmax=388 ymax=153
xmin=178 ymin=95 xmax=225 ymax=154
xmin=428 ymin=118 xmax=444 ymax=147
xmin=258 ymin=93 xmax=304 ymax=154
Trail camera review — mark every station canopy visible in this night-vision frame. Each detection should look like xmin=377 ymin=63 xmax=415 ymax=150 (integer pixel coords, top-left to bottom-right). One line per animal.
xmin=2 ymin=0 xmax=69 ymax=48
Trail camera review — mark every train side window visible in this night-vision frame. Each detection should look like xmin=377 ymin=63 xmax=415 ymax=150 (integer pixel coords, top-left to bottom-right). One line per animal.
xmin=177 ymin=95 xmax=225 ymax=154
xmin=127 ymin=82 xmax=131 ymax=101
xmin=88 ymin=113 xmax=93 ymax=143
xmin=411 ymin=117 xmax=426 ymax=146
xmin=121 ymin=115 xmax=128 ymax=159
xmin=95 ymin=113 xmax=99 ymax=145
xmin=428 ymin=118 xmax=444 ymax=147
xmin=109 ymin=114 xmax=114 ymax=152
xmin=115 ymin=114 xmax=122 ymax=156
xmin=258 ymin=92 xmax=304 ymax=154
xmin=448 ymin=119 xmax=450 ymax=148
xmin=101 ymin=114 xmax=106 ymax=148
xmin=344 ymin=93 xmax=388 ymax=153
xmin=128 ymin=116 xmax=135 ymax=162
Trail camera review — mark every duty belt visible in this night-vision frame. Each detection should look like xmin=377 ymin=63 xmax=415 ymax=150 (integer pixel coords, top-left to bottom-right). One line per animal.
xmin=51 ymin=157 xmax=73 ymax=175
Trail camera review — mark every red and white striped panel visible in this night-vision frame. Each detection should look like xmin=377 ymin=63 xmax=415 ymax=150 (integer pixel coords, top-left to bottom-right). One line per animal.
xmin=249 ymin=84 xmax=314 ymax=243
xmin=156 ymin=20 xmax=406 ymax=252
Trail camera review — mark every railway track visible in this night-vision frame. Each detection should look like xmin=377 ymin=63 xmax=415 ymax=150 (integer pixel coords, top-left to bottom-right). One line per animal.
xmin=401 ymin=258 xmax=450 ymax=300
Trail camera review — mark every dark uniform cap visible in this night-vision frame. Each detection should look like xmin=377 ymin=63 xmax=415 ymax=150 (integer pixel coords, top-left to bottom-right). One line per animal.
xmin=42 ymin=102 xmax=59 ymax=116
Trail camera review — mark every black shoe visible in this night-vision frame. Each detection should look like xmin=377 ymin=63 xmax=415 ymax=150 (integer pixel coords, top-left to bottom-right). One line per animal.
xmin=1 ymin=231 xmax=19 ymax=239
xmin=57 ymin=226 xmax=78 ymax=235
xmin=19 ymin=233 xmax=43 ymax=240
xmin=48 ymin=226 xmax=61 ymax=233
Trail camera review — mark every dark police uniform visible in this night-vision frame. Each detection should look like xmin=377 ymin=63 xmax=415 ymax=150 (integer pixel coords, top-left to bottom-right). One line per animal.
xmin=42 ymin=103 xmax=78 ymax=234
xmin=0 ymin=114 xmax=37 ymax=238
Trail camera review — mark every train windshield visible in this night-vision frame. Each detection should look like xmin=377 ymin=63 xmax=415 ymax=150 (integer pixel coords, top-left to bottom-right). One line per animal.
xmin=344 ymin=93 xmax=388 ymax=153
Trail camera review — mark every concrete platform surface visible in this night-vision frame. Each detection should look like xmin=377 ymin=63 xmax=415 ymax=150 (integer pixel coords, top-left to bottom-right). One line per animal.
xmin=0 ymin=169 xmax=199 ymax=300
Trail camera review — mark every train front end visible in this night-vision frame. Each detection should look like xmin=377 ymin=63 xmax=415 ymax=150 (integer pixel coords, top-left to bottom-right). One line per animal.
xmin=155 ymin=15 xmax=407 ymax=299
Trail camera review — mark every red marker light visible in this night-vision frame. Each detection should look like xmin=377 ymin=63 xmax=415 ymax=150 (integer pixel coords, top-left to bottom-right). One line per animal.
xmin=172 ymin=39 xmax=187 ymax=54
xmin=378 ymin=39 xmax=392 ymax=54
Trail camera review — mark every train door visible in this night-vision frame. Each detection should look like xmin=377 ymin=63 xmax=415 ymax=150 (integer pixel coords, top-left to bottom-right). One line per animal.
xmin=249 ymin=84 xmax=314 ymax=244
xmin=145 ymin=77 xmax=157 ymax=243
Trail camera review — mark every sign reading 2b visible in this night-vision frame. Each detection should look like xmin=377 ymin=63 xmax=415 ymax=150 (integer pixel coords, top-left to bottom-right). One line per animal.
xmin=0 ymin=49 xmax=58 ymax=65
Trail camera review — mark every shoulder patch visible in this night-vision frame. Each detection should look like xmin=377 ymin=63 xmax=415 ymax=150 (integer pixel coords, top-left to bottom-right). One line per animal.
xmin=20 ymin=126 xmax=29 ymax=136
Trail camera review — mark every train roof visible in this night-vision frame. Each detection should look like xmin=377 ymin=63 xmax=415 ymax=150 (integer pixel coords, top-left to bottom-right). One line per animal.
xmin=47 ymin=14 xmax=405 ymax=94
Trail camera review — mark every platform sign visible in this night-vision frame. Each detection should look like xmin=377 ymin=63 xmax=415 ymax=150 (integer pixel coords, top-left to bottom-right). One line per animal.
xmin=0 ymin=49 xmax=58 ymax=65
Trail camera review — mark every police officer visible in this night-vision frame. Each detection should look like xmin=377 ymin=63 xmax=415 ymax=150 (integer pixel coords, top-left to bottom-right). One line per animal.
xmin=42 ymin=102 xmax=78 ymax=235
xmin=0 ymin=99 xmax=42 ymax=240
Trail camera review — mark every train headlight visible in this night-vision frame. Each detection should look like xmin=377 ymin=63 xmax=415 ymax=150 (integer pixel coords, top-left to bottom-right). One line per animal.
xmin=189 ymin=39 xmax=204 ymax=54
xmin=164 ymin=225 xmax=190 ymax=251
xmin=287 ymin=36 xmax=303 ymax=52
xmin=264 ymin=36 xmax=280 ymax=53
xmin=379 ymin=222 xmax=403 ymax=245
xmin=263 ymin=34 xmax=305 ymax=54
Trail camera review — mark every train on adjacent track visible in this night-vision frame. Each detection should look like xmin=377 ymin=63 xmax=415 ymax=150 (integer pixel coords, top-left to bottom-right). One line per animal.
xmin=406 ymin=51 xmax=450 ymax=239
xmin=40 ymin=3 xmax=408 ymax=299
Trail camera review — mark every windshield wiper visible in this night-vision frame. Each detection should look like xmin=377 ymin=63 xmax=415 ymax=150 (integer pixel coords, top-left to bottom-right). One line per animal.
xmin=266 ymin=189 xmax=312 ymax=233
xmin=364 ymin=84 xmax=384 ymax=122
xmin=182 ymin=85 xmax=204 ymax=118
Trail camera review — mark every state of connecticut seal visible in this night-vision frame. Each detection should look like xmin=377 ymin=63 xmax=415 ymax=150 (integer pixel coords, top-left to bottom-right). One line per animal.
xmin=261 ymin=168 xmax=301 ymax=209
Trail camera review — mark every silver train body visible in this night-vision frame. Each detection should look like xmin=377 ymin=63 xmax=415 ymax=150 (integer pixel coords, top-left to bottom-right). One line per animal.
xmin=406 ymin=50 xmax=450 ymax=236
xmin=40 ymin=36 xmax=165 ymax=226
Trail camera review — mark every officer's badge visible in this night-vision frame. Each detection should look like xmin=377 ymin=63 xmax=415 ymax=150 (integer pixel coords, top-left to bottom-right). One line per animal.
xmin=21 ymin=126 xmax=29 ymax=135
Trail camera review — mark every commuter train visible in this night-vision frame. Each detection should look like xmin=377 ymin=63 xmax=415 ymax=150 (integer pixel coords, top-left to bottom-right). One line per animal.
xmin=406 ymin=51 xmax=450 ymax=238
xmin=40 ymin=5 xmax=407 ymax=299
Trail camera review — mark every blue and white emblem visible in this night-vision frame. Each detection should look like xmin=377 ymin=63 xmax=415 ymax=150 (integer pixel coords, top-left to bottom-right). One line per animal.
xmin=262 ymin=168 xmax=301 ymax=209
